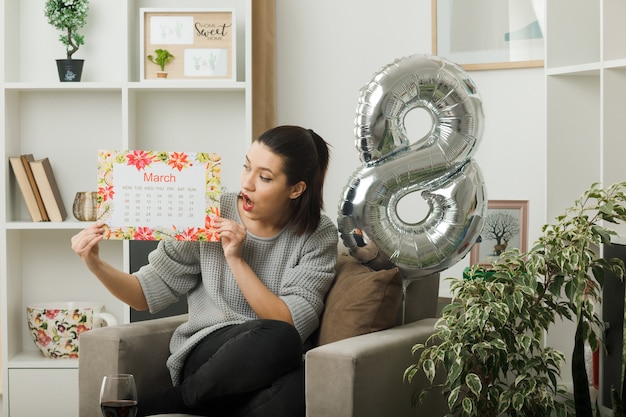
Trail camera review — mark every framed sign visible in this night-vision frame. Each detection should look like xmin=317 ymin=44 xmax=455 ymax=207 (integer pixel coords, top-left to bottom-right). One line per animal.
xmin=470 ymin=200 xmax=528 ymax=265
xmin=432 ymin=0 xmax=544 ymax=70
xmin=97 ymin=150 xmax=221 ymax=241
xmin=140 ymin=8 xmax=236 ymax=81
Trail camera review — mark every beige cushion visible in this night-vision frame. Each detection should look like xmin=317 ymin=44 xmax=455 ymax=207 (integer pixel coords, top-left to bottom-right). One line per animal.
xmin=316 ymin=253 xmax=402 ymax=345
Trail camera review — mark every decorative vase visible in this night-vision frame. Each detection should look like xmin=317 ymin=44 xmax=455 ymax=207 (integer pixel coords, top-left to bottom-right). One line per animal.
xmin=56 ymin=59 xmax=84 ymax=82
xmin=72 ymin=191 xmax=98 ymax=221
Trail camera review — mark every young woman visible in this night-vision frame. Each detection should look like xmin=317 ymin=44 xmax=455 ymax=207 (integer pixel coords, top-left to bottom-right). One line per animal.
xmin=71 ymin=126 xmax=339 ymax=417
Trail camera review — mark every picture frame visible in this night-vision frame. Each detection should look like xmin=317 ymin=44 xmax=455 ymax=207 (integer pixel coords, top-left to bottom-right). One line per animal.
xmin=432 ymin=0 xmax=545 ymax=71
xmin=470 ymin=200 xmax=528 ymax=266
xmin=140 ymin=8 xmax=236 ymax=81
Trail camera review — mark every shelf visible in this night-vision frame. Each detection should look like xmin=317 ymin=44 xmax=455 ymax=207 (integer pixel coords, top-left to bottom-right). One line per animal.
xmin=546 ymin=59 xmax=626 ymax=76
xmin=602 ymin=67 xmax=626 ymax=243
xmin=546 ymin=71 xmax=601 ymax=221
xmin=603 ymin=0 xmax=626 ymax=62
xmin=8 ymin=351 xmax=78 ymax=369
xmin=603 ymin=59 xmax=626 ymax=70
xmin=1 ymin=0 xmax=253 ymax=415
xmin=4 ymin=220 xmax=95 ymax=230
xmin=3 ymin=81 xmax=247 ymax=92
xmin=3 ymin=82 xmax=124 ymax=92
xmin=545 ymin=0 xmax=626 ymax=405
xmin=128 ymin=80 xmax=247 ymax=91
xmin=546 ymin=62 xmax=601 ymax=76
xmin=545 ymin=0 xmax=600 ymax=69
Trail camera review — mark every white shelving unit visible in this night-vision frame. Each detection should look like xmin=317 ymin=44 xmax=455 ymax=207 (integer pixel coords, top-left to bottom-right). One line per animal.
xmin=545 ymin=0 xmax=626 ymax=405
xmin=0 ymin=0 xmax=252 ymax=415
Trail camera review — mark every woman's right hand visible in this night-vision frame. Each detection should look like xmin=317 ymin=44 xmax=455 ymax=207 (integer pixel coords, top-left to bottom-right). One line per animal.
xmin=70 ymin=223 xmax=106 ymax=270
xmin=71 ymin=224 xmax=149 ymax=310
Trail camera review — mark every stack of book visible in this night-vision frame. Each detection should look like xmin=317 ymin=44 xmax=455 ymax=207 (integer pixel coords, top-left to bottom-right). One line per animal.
xmin=9 ymin=154 xmax=67 ymax=222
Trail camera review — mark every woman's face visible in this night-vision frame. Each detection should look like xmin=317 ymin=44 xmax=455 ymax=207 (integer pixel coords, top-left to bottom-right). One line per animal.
xmin=239 ymin=141 xmax=305 ymax=225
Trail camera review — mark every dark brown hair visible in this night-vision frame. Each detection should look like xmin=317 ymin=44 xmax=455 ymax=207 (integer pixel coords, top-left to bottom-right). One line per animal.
xmin=255 ymin=125 xmax=330 ymax=235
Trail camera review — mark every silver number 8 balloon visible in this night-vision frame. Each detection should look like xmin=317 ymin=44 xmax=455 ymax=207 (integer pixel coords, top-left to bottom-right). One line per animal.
xmin=338 ymin=54 xmax=487 ymax=277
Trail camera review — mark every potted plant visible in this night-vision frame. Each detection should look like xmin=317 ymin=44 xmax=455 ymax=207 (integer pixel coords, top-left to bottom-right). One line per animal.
xmin=147 ymin=49 xmax=175 ymax=79
xmin=44 ymin=0 xmax=89 ymax=82
xmin=405 ymin=182 xmax=626 ymax=417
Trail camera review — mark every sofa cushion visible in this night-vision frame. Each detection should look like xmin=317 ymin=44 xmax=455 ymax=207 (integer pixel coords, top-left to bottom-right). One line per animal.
xmin=316 ymin=252 xmax=402 ymax=345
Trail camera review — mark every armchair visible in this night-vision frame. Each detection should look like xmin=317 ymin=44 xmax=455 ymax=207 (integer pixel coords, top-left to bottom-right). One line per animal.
xmin=78 ymin=259 xmax=446 ymax=417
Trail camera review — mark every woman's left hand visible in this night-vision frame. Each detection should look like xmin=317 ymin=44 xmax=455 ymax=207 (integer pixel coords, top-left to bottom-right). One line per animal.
xmin=214 ymin=217 xmax=247 ymax=259
xmin=213 ymin=217 xmax=294 ymax=325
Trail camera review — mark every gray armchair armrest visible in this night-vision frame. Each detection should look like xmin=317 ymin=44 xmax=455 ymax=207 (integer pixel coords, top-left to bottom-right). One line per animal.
xmin=305 ymin=318 xmax=446 ymax=417
xmin=78 ymin=314 xmax=188 ymax=417
xmin=79 ymin=314 xmax=447 ymax=417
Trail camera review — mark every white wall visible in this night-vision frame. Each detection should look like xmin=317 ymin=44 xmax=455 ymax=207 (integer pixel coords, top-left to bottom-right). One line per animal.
xmin=274 ymin=1 xmax=547 ymax=296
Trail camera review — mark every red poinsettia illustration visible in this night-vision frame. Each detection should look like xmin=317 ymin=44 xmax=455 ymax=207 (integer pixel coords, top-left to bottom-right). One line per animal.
xmin=167 ymin=152 xmax=191 ymax=172
xmin=175 ymin=227 xmax=200 ymax=241
xmin=126 ymin=150 xmax=156 ymax=171
xmin=98 ymin=185 xmax=115 ymax=202
xmin=133 ymin=227 xmax=156 ymax=240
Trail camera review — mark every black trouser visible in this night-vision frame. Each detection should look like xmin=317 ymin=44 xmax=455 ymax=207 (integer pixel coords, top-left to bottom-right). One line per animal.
xmin=138 ymin=319 xmax=305 ymax=417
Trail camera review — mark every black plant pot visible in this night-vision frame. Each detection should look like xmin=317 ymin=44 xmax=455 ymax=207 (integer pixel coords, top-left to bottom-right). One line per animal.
xmin=56 ymin=59 xmax=84 ymax=82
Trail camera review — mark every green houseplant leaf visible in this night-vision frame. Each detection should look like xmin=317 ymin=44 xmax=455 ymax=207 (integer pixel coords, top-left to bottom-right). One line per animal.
xmin=44 ymin=0 xmax=89 ymax=59
xmin=406 ymin=182 xmax=626 ymax=417
xmin=147 ymin=49 xmax=175 ymax=72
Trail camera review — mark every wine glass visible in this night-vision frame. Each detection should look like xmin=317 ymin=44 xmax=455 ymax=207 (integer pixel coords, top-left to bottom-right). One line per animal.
xmin=99 ymin=374 xmax=138 ymax=417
